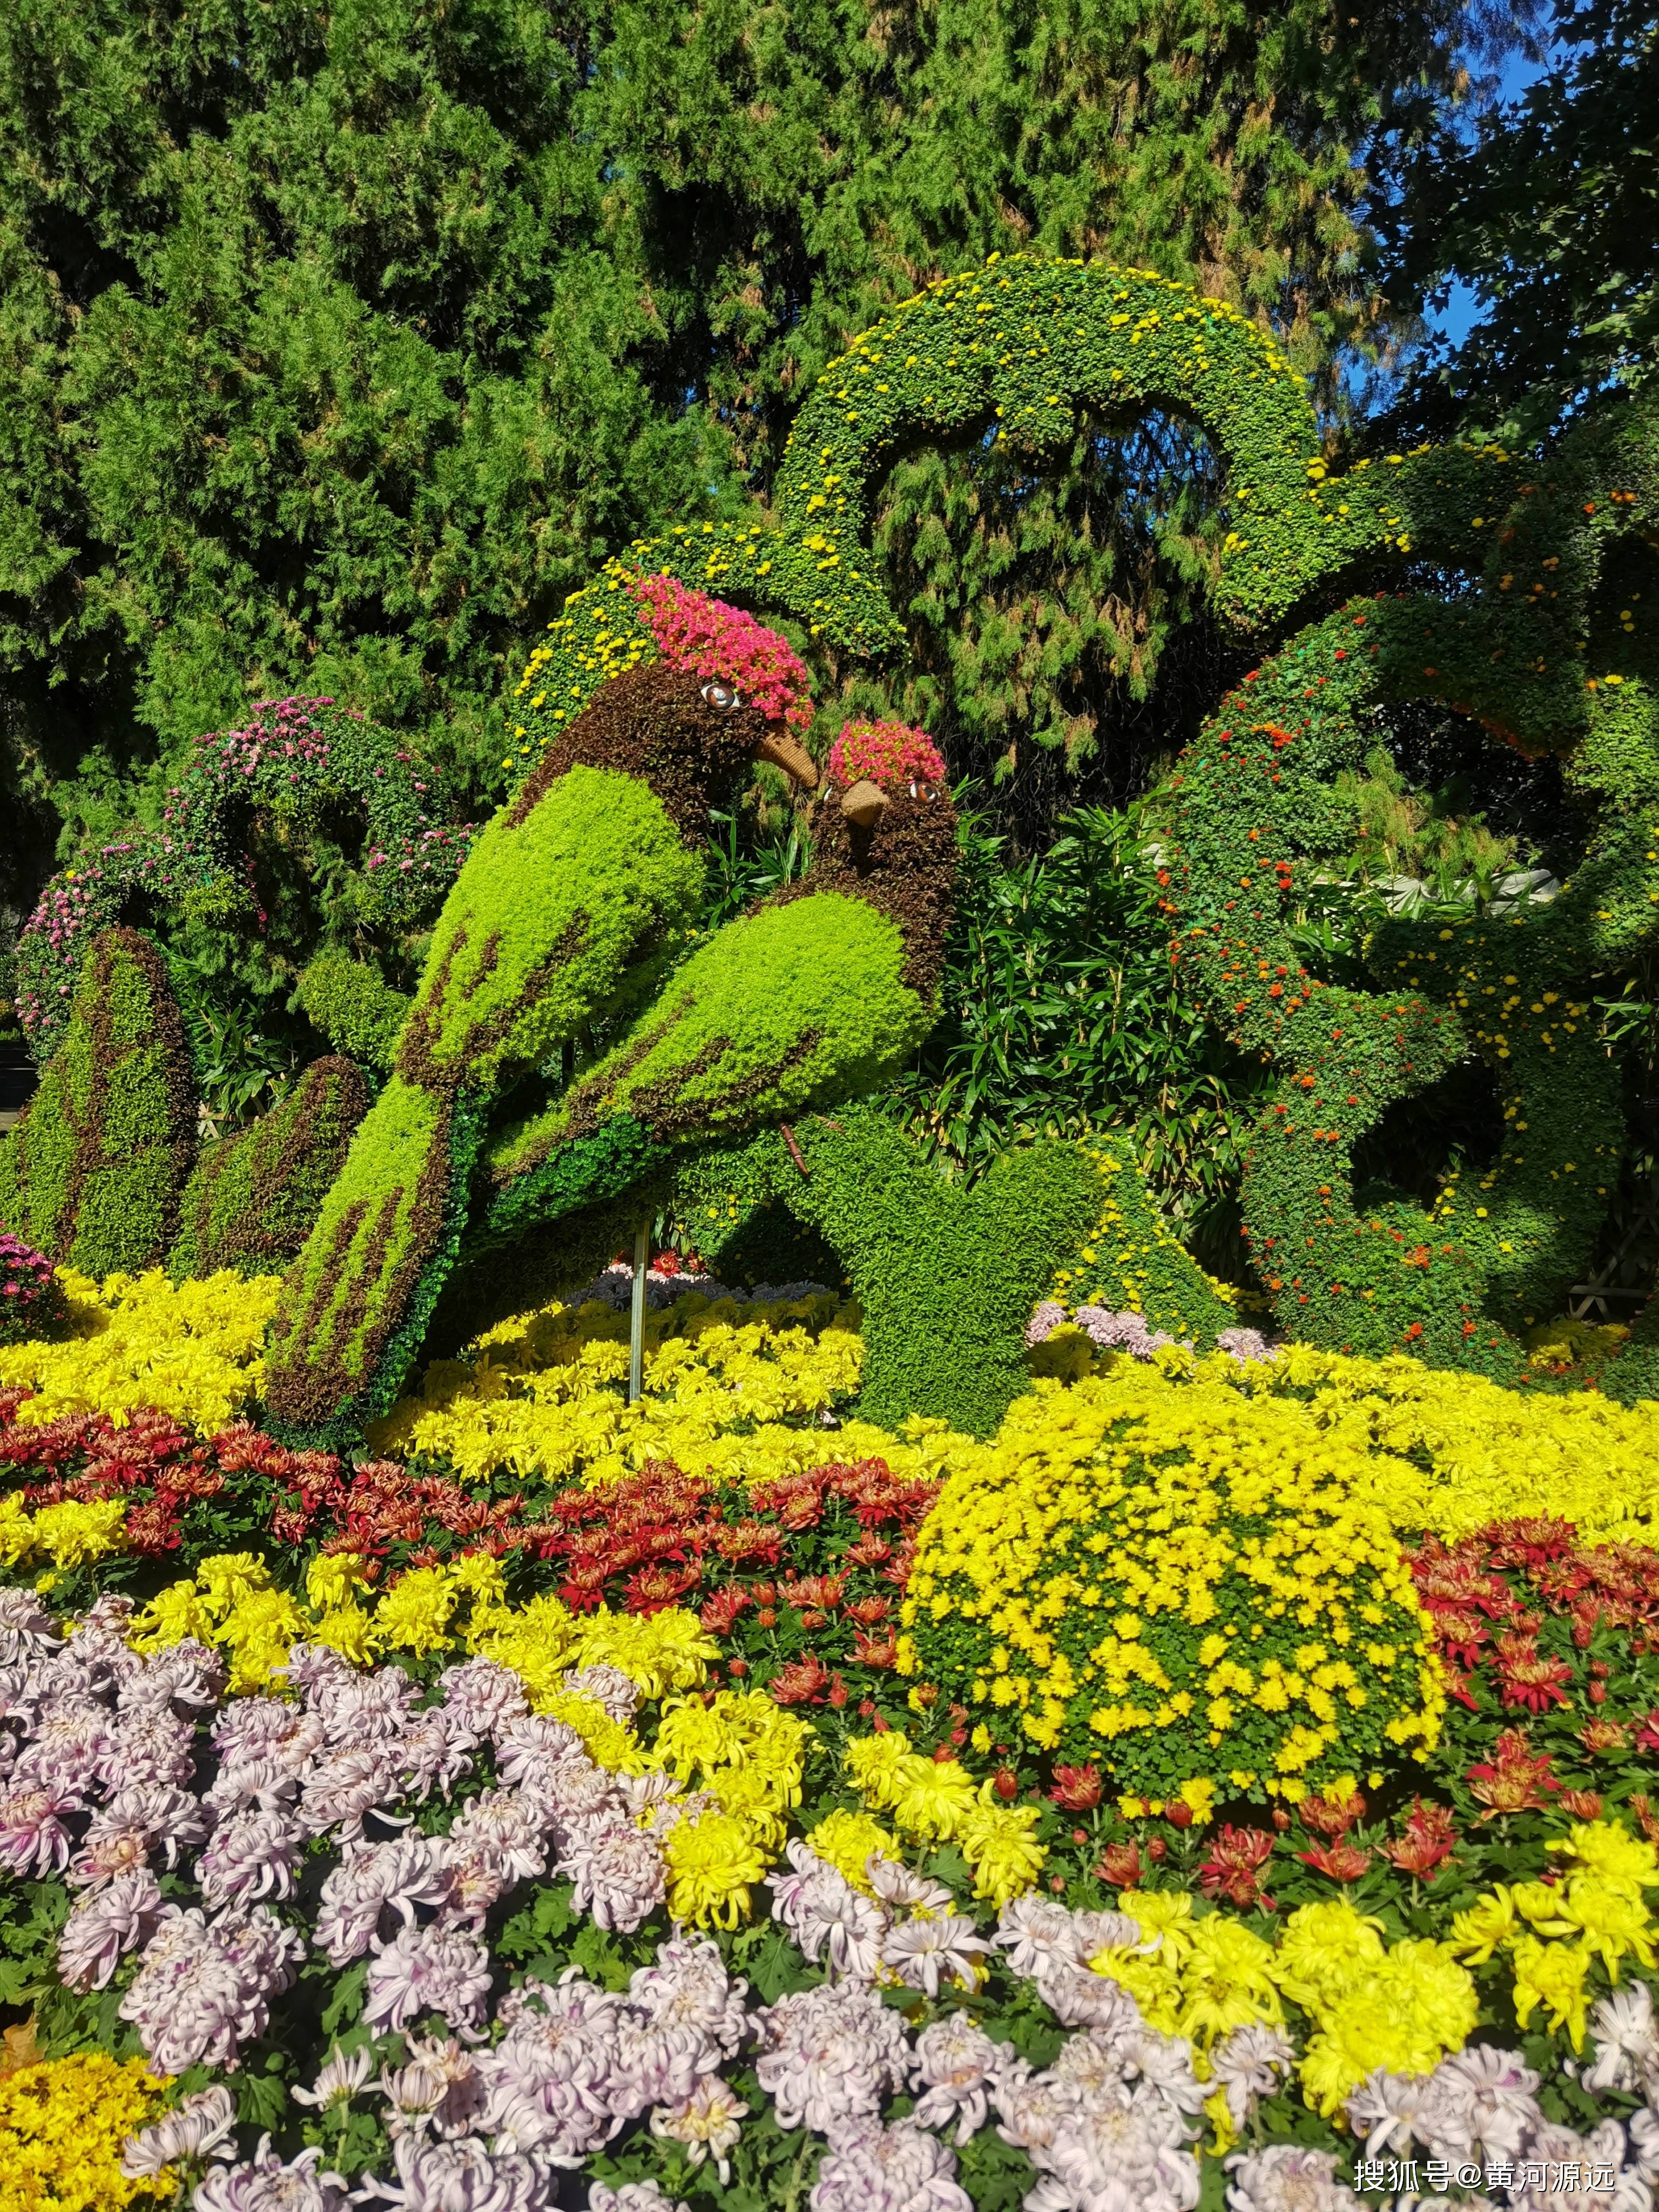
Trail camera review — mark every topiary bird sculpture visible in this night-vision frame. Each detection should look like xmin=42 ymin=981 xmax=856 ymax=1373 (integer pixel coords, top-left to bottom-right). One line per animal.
xmin=471 ymin=721 xmax=959 ymax=1253
xmin=264 ymin=585 xmax=819 ymax=1447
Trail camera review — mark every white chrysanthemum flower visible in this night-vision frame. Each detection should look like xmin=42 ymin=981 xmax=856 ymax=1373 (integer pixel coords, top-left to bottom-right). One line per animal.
xmin=650 ymin=2073 xmax=750 ymax=2184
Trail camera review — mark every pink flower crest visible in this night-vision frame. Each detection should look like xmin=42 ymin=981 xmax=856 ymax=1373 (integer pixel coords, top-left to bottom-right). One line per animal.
xmin=826 ymin=719 xmax=946 ymax=792
xmin=631 ymin=575 xmax=813 ymax=731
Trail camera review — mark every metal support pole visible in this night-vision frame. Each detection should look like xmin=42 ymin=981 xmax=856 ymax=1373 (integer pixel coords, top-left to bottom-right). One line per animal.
xmin=628 ymin=1218 xmax=650 ymax=1404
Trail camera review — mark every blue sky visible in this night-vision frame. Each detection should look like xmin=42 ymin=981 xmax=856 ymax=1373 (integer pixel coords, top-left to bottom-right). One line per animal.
xmin=1421 ymin=43 xmax=1563 ymax=348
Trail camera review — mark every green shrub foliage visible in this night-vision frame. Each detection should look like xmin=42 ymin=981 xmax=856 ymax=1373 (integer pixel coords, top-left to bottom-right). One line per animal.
xmin=678 ymin=1108 xmax=1143 ymax=1438
xmin=0 ymin=928 xmax=195 ymax=1276
xmin=167 ymin=1056 xmax=370 ymax=1282
xmin=295 ymin=954 xmax=413 ymax=1074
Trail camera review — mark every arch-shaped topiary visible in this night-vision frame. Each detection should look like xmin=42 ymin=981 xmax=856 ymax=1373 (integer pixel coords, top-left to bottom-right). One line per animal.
xmin=15 ymin=697 xmax=469 ymax=1068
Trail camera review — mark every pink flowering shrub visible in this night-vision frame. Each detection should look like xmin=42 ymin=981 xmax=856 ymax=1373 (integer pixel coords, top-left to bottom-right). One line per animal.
xmin=0 ymin=1232 xmax=67 ymax=1345
xmin=632 ymin=576 xmax=814 ymax=732
xmin=825 ymin=719 xmax=946 ymax=792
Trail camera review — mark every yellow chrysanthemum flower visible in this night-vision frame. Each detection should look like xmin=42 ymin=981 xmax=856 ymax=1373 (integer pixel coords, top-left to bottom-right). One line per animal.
xmin=662 ymin=1811 xmax=768 ymax=1930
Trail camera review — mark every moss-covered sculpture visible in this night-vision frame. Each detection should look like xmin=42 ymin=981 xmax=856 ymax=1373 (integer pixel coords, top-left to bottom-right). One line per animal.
xmin=167 ymin=1057 xmax=371 ymax=1281
xmin=263 ymin=597 xmax=820 ymax=1448
xmin=1149 ymin=392 xmax=1658 ymax=1375
xmin=294 ymin=954 xmax=412 ymax=1074
xmin=476 ymin=726 xmax=959 ymax=1248
xmin=259 ymin=252 xmax=1659 ymax=1419
xmin=675 ymin=1107 xmax=1232 ymax=1438
xmin=0 ymin=928 xmax=196 ymax=1276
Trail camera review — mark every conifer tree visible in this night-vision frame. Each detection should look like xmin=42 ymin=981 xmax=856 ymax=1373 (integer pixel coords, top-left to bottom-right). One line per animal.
xmin=0 ymin=0 xmax=1524 ymax=923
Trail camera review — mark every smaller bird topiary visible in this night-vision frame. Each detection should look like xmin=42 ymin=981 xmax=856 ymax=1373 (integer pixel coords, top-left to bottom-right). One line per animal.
xmin=899 ymin=1370 xmax=1444 ymax=1808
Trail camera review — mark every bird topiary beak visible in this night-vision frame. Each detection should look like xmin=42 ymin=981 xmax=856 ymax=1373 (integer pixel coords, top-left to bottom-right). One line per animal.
xmin=837 ymin=778 xmax=888 ymax=828
xmin=754 ymin=730 xmax=819 ymax=787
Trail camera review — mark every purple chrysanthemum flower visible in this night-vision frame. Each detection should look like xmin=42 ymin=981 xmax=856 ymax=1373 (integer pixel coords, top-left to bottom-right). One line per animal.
xmin=767 ymin=1839 xmax=886 ymax=1984
xmin=59 ymin=1865 xmax=164 ymax=1991
xmin=199 ymin=1805 xmax=307 ymax=1910
xmin=363 ymin=1921 xmax=494 ymax=2039
xmin=14 ymin=1703 xmax=116 ymax=1796
xmin=393 ymin=1708 xmax=475 ymax=1804
xmin=318 ymin=1834 xmax=453 ymax=1965
xmin=106 ymin=1708 xmax=197 ymax=1791
xmin=809 ymin=2119 xmax=972 ymax=2212
xmin=0 ymin=1590 xmax=62 ymax=1665
xmin=478 ymin=1971 xmax=630 ymax=2159
xmin=65 ymin=1781 xmax=203 ymax=1886
xmin=377 ymin=2033 xmax=487 ymax=2141
xmin=192 ymin=2139 xmax=350 ymax=2211
xmin=355 ymin=2134 xmax=552 ymax=2211
xmin=910 ymin=2014 xmax=1007 ymax=2144
xmin=1224 ymin=2146 xmax=1349 ymax=2212
xmin=443 ymin=1786 xmax=548 ymax=1885
xmin=120 ymin=2085 xmax=239 ymax=2176
xmin=0 ymin=1778 xmax=82 ymax=1874
xmin=556 ymin=1812 xmax=665 ymax=1935
xmin=559 ymin=1663 xmax=638 ymax=1725
xmin=120 ymin=1902 xmax=305 ymax=2073
xmin=753 ymin=1981 xmax=912 ymax=2136
xmin=437 ymin=1656 xmax=527 ymax=1738
xmin=297 ymin=1743 xmax=402 ymax=1840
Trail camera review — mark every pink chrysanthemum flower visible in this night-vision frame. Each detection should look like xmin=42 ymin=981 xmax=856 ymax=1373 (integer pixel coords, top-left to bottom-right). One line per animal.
xmin=58 ymin=1865 xmax=164 ymax=1991
xmin=363 ymin=1921 xmax=494 ymax=2039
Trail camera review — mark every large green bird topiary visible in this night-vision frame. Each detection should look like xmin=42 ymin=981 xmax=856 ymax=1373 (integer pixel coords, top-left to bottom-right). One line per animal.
xmin=262 ymin=587 xmax=819 ymax=1447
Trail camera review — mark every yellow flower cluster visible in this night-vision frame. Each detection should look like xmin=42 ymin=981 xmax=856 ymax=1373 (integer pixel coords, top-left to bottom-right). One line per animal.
xmin=0 ymin=1494 xmax=127 ymax=1577
xmin=844 ymin=1731 xmax=1047 ymax=1905
xmin=1089 ymin=1892 xmax=1476 ymax=2116
xmin=899 ymin=1374 xmax=1441 ymax=1802
xmin=1222 ymin=1341 xmax=1659 ymax=1546
xmin=1448 ymin=1819 xmax=1659 ymax=2048
xmin=127 ymin=1547 xmax=718 ymax=1712
xmin=654 ymin=1689 xmax=812 ymax=1925
xmin=0 ymin=1267 xmax=280 ymax=1433
xmin=0 ymin=2054 xmax=171 ymax=2212
xmin=369 ymin=1289 xmax=949 ymax=1489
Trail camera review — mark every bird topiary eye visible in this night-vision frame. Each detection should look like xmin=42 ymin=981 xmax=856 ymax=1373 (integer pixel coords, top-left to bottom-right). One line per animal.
xmin=700 ymin=680 xmax=739 ymax=710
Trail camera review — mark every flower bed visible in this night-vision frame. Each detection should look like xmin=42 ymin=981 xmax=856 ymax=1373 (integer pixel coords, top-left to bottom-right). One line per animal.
xmin=4 ymin=1279 xmax=1659 ymax=2210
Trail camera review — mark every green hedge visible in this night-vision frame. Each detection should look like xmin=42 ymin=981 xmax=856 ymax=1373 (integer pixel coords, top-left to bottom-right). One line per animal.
xmin=675 ymin=1108 xmax=1229 ymax=1437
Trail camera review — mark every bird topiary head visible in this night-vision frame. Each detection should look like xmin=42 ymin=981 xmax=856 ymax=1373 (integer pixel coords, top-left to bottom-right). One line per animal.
xmin=825 ymin=718 xmax=947 ymax=829
xmin=514 ymin=576 xmax=821 ymax=834
xmin=803 ymin=719 xmax=957 ymax=1001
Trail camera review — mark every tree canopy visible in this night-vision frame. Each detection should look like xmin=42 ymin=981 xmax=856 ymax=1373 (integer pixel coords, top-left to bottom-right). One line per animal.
xmin=0 ymin=0 xmax=1529 ymax=935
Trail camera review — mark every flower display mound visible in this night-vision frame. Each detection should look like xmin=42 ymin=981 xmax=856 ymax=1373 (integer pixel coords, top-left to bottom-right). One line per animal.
xmin=901 ymin=1375 xmax=1442 ymax=1805
xmin=4 ymin=1283 xmax=1659 ymax=2204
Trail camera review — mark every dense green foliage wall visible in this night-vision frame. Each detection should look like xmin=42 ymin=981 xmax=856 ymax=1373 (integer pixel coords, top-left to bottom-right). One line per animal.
xmin=0 ymin=0 xmax=1526 ymax=936
xmin=1387 ymin=0 xmax=1657 ymax=442
xmin=0 ymin=928 xmax=196 ymax=1274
